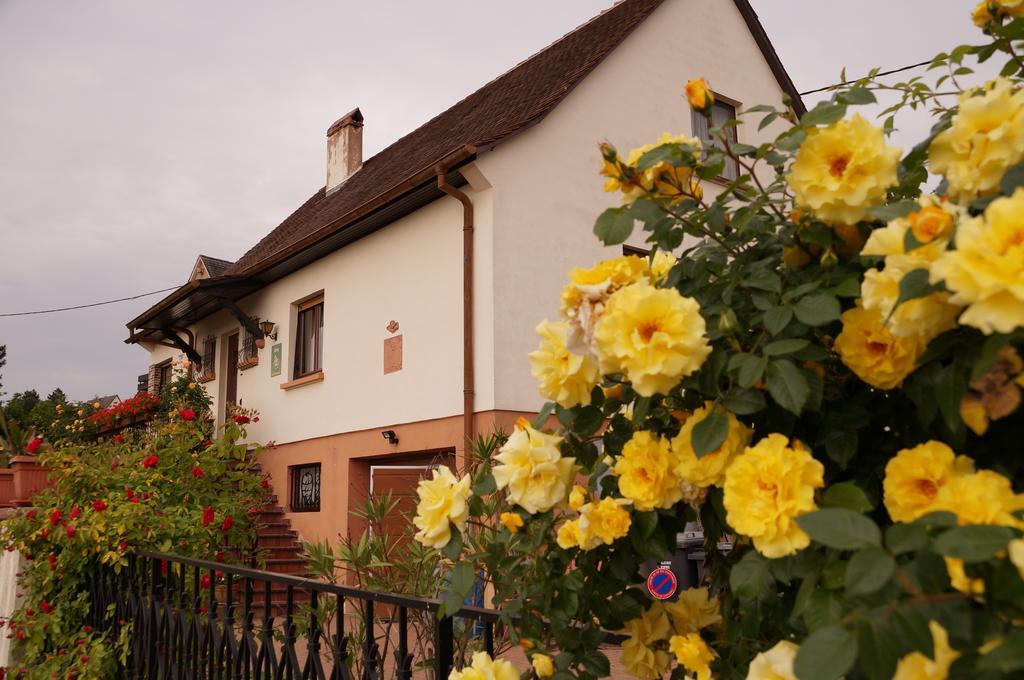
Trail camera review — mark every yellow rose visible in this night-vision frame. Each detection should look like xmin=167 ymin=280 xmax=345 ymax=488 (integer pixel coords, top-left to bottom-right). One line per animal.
xmin=528 ymin=319 xmax=600 ymax=408
xmin=560 ymin=256 xmax=650 ymax=346
xmin=449 ymin=652 xmax=519 ymax=680
xmin=672 ymin=403 xmax=751 ymax=488
xmin=556 ymin=519 xmax=582 ymax=549
xmin=594 ymin=282 xmax=711 ymax=397
xmin=1009 ymin=538 xmax=1024 ymax=580
xmin=930 ymin=78 xmax=1024 ymax=201
xmin=863 ymin=198 xmax=959 ymax=263
xmin=892 ymin=621 xmax=959 ymax=680
xmin=568 ymin=484 xmax=587 ymax=512
xmin=883 ymin=441 xmax=974 ymax=523
xmin=945 ymin=557 xmax=985 ymax=598
xmin=834 ymin=305 xmax=926 ymax=390
xmin=973 ymin=0 xmax=1024 ymax=25
xmin=787 ymin=114 xmax=901 ymax=223
xmin=577 ymin=497 xmax=632 ymax=549
xmin=649 ymin=250 xmax=678 ymax=283
xmin=665 ymin=586 xmax=722 ymax=634
xmin=499 ymin=512 xmax=524 ymax=534
xmin=931 ymin=188 xmax=1024 ymax=334
xmin=860 ymin=258 xmax=960 ymax=341
xmin=619 ymin=132 xmax=704 ymax=204
xmin=621 ymin=605 xmax=672 ymax=680
xmin=493 ymin=422 xmax=575 ymax=514
xmin=746 ymin=640 xmax=799 ymax=680
xmin=669 ymin=633 xmax=714 ymax=680
xmin=412 ymin=466 xmax=472 ymax=549
xmin=723 ymin=434 xmax=824 ymax=558
xmin=685 ymin=77 xmax=714 ymax=113
xmin=531 ymin=654 xmax=554 ymax=678
xmin=614 ymin=431 xmax=683 ymax=511
xmin=936 ymin=469 xmax=1024 ymax=527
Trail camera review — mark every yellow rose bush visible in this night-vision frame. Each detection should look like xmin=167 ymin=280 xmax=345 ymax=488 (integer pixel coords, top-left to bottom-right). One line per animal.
xmin=429 ymin=14 xmax=1024 ymax=680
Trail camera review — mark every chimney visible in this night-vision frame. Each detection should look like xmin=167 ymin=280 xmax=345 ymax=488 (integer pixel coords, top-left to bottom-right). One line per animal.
xmin=326 ymin=108 xmax=363 ymax=193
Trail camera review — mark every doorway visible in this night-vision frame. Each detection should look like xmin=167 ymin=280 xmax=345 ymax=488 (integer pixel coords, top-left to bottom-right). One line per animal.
xmin=224 ymin=332 xmax=239 ymax=421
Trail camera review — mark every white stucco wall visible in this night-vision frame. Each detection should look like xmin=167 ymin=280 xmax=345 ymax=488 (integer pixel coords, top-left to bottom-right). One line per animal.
xmin=475 ymin=0 xmax=795 ymax=413
xmin=144 ymin=189 xmax=485 ymax=445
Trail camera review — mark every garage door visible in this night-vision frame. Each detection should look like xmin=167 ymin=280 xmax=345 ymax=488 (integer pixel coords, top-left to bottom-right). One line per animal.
xmin=369 ymin=465 xmax=433 ymax=548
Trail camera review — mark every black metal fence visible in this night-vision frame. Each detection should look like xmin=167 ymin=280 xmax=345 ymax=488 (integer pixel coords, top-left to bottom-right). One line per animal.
xmin=87 ymin=551 xmax=500 ymax=679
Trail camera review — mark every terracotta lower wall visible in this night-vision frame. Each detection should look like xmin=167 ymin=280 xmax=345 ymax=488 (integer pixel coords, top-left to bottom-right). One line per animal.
xmin=256 ymin=409 xmax=534 ymax=544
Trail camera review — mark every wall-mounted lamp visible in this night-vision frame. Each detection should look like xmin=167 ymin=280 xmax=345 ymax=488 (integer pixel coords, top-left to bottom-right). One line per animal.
xmin=259 ymin=320 xmax=278 ymax=340
xmin=381 ymin=430 xmax=399 ymax=445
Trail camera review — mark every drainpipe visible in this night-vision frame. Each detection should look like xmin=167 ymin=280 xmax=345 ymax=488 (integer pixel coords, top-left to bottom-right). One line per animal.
xmin=436 ymin=167 xmax=475 ymax=450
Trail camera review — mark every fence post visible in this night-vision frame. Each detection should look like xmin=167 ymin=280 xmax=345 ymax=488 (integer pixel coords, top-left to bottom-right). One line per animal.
xmin=434 ymin=613 xmax=454 ymax=680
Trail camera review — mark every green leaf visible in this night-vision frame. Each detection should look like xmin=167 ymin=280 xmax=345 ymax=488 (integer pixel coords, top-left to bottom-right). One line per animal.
xmin=634 ymin=510 xmax=658 ymax=539
xmin=442 ymin=529 xmax=464 ymax=560
xmin=574 ymin=406 xmax=605 ymax=438
xmin=793 ymin=293 xmax=841 ymax=327
xmin=766 ymin=359 xmax=811 ymax=415
xmin=856 ymin=618 xmax=901 ymax=680
xmin=796 ymin=508 xmax=882 ymax=550
xmin=722 ymin=389 xmax=766 ymax=415
xmin=801 ymin=101 xmax=847 ymax=127
xmin=794 ymin=625 xmax=858 ymax=680
xmin=729 ymin=353 xmax=767 ymax=389
xmin=844 ymin=547 xmax=895 ymax=595
xmin=885 ymin=523 xmax=929 ymax=555
xmin=865 ymin=200 xmax=919 ymax=221
xmin=912 ymin=511 xmax=959 ymax=528
xmin=822 ymin=482 xmax=874 ymax=512
xmin=442 ymin=561 xmax=475 ymax=615
xmin=472 ymin=473 xmax=497 ymax=497
xmin=730 ymin=550 xmax=774 ymax=602
xmin=594 ymin=207 xmax=634 ymax=245
xmin=1000 ymin=160 xmax=1024 ymax=196
xmin=533 ymin=402 xmax=555 ymax=429
xmin=978 ymin=633 xmax=1024 ymax=673
xmin=691 ymin=410 xmax=729 ymax=459
xmin=837 ymin=87 xmax=877 ymax=105
xmin=822 ymin=429 xmax=858 ymax=467
xmin=933 ymin=525 xmax=1015 ymax=562
xmin=635 ymin=144 xmax=693 ymax=172
xmin=764 ymin=306 xmax=794 ymax=335
xmin=742 ymin=270 xmax=783 ymax=293
xmin=894 ymin=269 xmax=939 ymax=308
xmin=971 ymin=334 xmax=1011 ymax=381
xmin=803 ymin=589 xmax=844 ymax=630
xmin=764 ymin=339 xmax=810 ymax=356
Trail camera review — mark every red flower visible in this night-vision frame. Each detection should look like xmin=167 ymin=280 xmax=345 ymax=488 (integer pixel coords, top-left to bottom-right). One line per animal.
xmin=113 ymin=434 xmax=124 ymax=443
xmin=199 ymin=574 xmax=212 ymax=589
xmin=202 ymin=507 xmax=214 ymax=527
xmin=111 ymin=458 xmax=120 ymax=470
xmin=15 ymin=629 xmax=24 ymax=641
xmin=178 ymin=409 xmax=196 ymax=422
xmin=233 ymin=414 xmax=250 ymax=425
xmin=141 ymin=455 xmax=159 ymax=469
xmin=69 ymin=507 xmax=81 ymax=520
xmin=118 ymin=542 xmax=128 ymax=551
xmin=47 ymin=555 xmax=56 ymax=571
xmin=49 ymin=510 xmax=62 ymax=526
xmin=39 ymin=601 xmax=53 ymax=615
xmin=82 ymin=626 xmax=92 ymax=633
xmin=191 ymin=466 xmax=205 ymax=479
xmin=129 ymin=497 xmax=140 ymax=504
xmin=215 ymin=551 xmax=225 ymax=563
xmin=81 ymin=656 xmax=89 ymax=664
xmin=65 ymin=525 xmax=75 ymax=538
xmin=40 ymin=528 xmax=49 ymax=539
xmin=203 ymin=440 xmax=213 ymax=449
xmin=260 ymin=476 xmax=271 ymax=490
xmin=25 ymin=510 xmax=36 ymax=521
xmin=25 ymin=438 xmax=41 ymax=455
xmin=125 ymin=488 xmax=134 ymax=499
xmin=160 ymin=560 xmax=168 ymax=576
xmin=91 ymin=500 xmax=107 ymax=512
xmin=220 ymin=515 xmax=234 ymax=532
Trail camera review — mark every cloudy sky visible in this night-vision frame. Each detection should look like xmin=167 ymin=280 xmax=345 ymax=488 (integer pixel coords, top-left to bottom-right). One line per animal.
xmin=0 ymin=0 xmax=992 ymax=401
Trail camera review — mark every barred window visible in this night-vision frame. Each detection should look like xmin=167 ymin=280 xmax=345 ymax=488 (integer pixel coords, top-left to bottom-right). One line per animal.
xmin=197 ymin=337 xmax=216 ymax=382
xmin=239 ymin=322 xmax=259 ymax=369
xmin=289 ymin=463 xmax=321 ymax=512
xmin=691 ymin=98 xmax=739 ymax=181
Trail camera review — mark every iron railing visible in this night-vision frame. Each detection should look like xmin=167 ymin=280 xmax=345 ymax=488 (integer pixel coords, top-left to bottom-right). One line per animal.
xmin=87 ymin=551 xmax=501 ymax=679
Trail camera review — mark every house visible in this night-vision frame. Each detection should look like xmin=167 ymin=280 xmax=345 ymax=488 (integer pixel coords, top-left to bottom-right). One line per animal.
xmin=124 ymin=0 xmax=804 ymax=544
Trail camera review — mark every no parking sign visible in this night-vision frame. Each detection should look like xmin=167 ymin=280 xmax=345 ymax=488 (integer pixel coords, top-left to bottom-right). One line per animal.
xmin=646 ymin=567 xmax=677 ymax=600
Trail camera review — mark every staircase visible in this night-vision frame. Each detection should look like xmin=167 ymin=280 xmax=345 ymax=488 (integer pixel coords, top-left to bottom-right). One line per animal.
xmin=234 ymin=494 xmax=312 ymax=612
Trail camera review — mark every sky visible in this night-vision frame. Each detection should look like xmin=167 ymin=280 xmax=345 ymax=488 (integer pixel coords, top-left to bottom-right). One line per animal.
xmin=0 ymin=0 xmax=995 ymax=401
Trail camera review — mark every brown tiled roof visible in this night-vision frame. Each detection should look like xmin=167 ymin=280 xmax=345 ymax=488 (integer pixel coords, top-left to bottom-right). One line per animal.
xmin=226 ymin=0 xmax=670 ymax=276
xmin=129 ymin=0 xmax=804 ymax=334
xmin=198 ymin=255 xmax=232 ymax=278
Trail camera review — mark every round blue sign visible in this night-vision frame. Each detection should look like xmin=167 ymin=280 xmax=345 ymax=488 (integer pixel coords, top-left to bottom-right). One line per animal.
xmin=646 ymin=567 xmax=677 ymax=600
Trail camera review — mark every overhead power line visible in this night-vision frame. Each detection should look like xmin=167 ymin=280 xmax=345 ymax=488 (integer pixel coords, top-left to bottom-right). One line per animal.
xmin=799 ymin=59 xmax=934 ymax=96
xmin=0 ymin=286 xmax=180 ymax=318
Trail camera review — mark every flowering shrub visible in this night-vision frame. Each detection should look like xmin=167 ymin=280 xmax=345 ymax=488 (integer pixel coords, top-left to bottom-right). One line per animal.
xmin=85 ymin=392 xmax=160 ymax=431
xmin=416 ymin=9 xmax=1024 ymax=680
xmin=0 ymin=399 xmax=266 ymax=678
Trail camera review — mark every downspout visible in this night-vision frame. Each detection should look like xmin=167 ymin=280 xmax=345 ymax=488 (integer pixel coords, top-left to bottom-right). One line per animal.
xmin=436 ymin=167 xmax=475 ymax=450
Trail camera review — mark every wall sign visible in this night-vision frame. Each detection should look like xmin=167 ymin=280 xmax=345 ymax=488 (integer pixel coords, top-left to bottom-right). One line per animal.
xmin=270 ymin=343 xmax=282 ymax=377
xmin=646 ymin=567 xmax=677 ymax=600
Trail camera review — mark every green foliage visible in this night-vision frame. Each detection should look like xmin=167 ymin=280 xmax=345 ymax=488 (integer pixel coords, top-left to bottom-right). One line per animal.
xmin=0 ymin=398 xmax=265 ymax=678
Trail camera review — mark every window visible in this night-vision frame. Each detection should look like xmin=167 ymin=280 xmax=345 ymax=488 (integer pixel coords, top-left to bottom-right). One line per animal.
xmin=155 ymin=361 xmax=173 ymax=393
xmin=691 ymin=97 xmax=739 ymax=181
xmin=238 ymin=322 xmax=259 ymax=370
xmin=623 ymin=245 xmax=650 ymax=258
xmin=289 ymin=463 xmax=321 ymax=512
xmin=294 ymin=297 xmax=324 ymax=378
xmin=197 ymin=337 xmax=216 ymax=383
